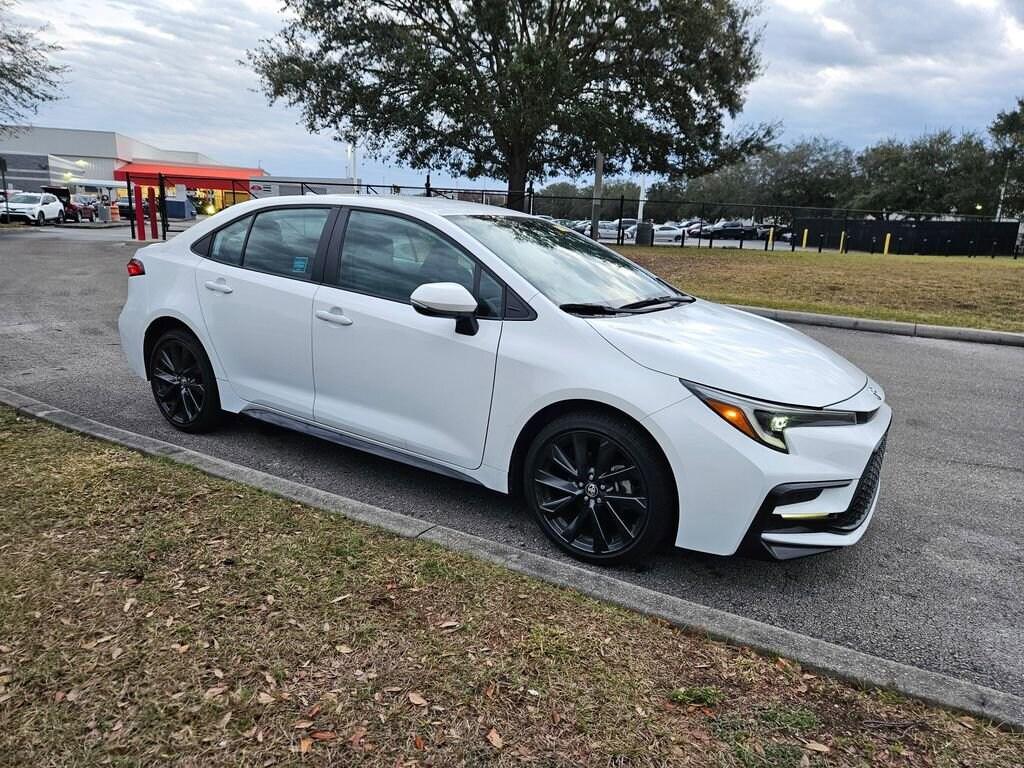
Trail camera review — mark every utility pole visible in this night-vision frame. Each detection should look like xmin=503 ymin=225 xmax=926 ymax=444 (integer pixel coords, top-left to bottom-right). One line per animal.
xmin=637 ymin=177 xmax=647 ymax=223
xmin=590 ymin=151 xmax=603 ymax=240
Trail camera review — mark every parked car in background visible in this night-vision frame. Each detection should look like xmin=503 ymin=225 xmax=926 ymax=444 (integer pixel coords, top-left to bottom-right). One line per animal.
xmin=117 ymin=197 xmax=150 ymax=220
xmin=66 ymin=193 xmax=98 ymax=222
xmin=0 ymin=192 xmax=65 ymax=225
xmin=703 ymin=221 xmax=758 ymax=240
xmin=120 ymin=196 xmax=891 ymax=566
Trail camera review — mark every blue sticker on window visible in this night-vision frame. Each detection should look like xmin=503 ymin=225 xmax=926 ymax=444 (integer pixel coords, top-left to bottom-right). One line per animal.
xmin=292 ymin=256 xmax=309 ymax=273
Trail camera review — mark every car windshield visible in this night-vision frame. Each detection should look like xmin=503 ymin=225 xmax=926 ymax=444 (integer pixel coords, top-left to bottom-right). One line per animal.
xmin=449 ymin=215 xmax=683 ymax=308
xmin=10 ymin=194 xmax=40 ymax=204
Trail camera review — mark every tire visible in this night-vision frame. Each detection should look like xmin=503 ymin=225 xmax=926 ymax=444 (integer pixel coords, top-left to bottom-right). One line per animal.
xmin=57 ymin=211 xmax=65 ymax=225
xmin=148 ymin=328 xmax=222 ymax=433
xmin=35 ymin=212 xmax=44 ymax=226
xmin=523 ymin=411 xmax=675 ymax=565
xmin=73 ymin=211 xmax=81 ymax=223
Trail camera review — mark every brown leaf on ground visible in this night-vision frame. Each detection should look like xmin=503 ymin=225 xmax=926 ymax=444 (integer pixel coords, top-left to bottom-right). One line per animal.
xmin=805 ymin=740 xmax=831 ymax=753
xmin=486 ymin=728 xmax=504 ymax=749
xmin=311 ymin=731 xmax=336 ymax=741
xmin=408 ymin=691 xmax=427 ymax=706
xmin=298 ymin=737 xmax=312 ymax=754
xmin=292 ymin=720 xmax=314 ymax=729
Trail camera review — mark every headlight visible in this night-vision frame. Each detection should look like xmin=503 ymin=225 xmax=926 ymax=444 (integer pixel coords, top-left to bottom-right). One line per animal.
xmin=682 ymin=380 xmax=857 ymax=452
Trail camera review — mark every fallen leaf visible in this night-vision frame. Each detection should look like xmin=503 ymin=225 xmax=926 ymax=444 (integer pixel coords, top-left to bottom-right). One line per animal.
xmin=335 ymin=645 xmax=354 ymax=654
xmin=110 ymin=647 xmax=124 ymax=661
xmin=171 ymin=643 xmax=189 ymax=654
xmin=486 ymin=728 xmax=504 ymax=749
xmin=799 ymin=755 xmax=810 ymax=768
xmin=414 ymin=734 xmax=425 ymax=749
xmin=298 ymin=737 xmax=312 ymax=754
xmin=349 ymin=725 xmax=368 ymax=748
xmin=204 ymin=685 xmax=228 ymax=699
xmin=293 ymin=720 xmax=314 ymax=729
xmin=330 ymin=594 xmax=351 ymax=603
xmin=257 ymin=691 xmax=275 ymax=705
xmin=83 ymin=634 xmax=115 ymax=650
xmin=804 ymin=740 xmax=831 ymax=753
xmin=65 ymin=689 xmax=81 ymax=702
xmin=122 ymin=598 xmax=137 ymax=613
xmin=408 ymin=692 xmax=427 ymax=707
xmin=53 ymin=691 xmax=65 ymax=703
xmin=263 ymin=672 xmax=276 ymax=687
xmin=212 ymin=668 xmax=224 ymax=679
xmin=438 ymin=620 xmax=459 ymax=630
xmin=218 ymin=711 xmax=232 ymax=729
xmin=193 ymin=585 xmax=210 ymax=594
xmin=311 ymin=731 xmax=336 ymax=741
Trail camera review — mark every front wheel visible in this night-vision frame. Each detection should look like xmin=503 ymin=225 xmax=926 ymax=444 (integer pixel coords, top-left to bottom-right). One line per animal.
xmin=35 ymin=212 xmax=45 ymax=226
xmin=149 ymin=329 xmax=222 ymax=432
xmin=523 ymin=411 xmax=675 ymax=565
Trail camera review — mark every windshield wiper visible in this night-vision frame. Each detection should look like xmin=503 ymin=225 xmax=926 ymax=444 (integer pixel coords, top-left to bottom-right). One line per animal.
xmin=620 ymin=295 xmax=695 ymax=310
xmin=559 ymin=302 xmax=637 ymax=316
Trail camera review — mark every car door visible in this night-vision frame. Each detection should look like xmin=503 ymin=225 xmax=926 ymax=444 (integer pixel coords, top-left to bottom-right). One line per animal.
xmin=194 ymin=205 xmax=336 ymax=419
xmin=311 ymin=208 xmax=504 ymax=469
xmin=42 ymin=194 xmax=61 ymax=220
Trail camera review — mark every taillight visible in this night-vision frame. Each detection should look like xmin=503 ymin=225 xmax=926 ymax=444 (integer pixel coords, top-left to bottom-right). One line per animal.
xmin=126 ymin=257 xmax=145 ymax=277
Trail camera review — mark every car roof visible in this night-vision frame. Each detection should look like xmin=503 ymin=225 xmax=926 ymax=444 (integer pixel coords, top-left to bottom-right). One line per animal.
xmin=248 ymin=194 xmax=524 ymax=218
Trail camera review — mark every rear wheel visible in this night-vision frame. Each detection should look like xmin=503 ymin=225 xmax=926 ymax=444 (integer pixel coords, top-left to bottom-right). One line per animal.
xmin=56 ymin=211 xmax=65 ymax=224
xmin=524 ymin=411 xmax=674 ymax=565
xmin=149 ymin=329 xmax=222 ymax=432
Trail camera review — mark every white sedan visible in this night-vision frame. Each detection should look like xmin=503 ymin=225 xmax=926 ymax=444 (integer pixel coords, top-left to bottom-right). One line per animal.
xmin=1 ymin=192 xmax=65 ymax=225
xmin=118 ymin=196 xmax=891 ymax=565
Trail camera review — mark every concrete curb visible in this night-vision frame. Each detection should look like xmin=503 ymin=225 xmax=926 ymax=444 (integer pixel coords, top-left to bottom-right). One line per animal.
xmin=1 ymin=385 xmax=1022 ymax=731
xmin=729 ymin=304 xmax=1024 ymax=348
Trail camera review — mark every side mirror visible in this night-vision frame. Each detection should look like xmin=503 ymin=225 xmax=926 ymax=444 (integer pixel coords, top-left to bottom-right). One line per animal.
xmin=410 ymin=282 xmax=479 ymax=336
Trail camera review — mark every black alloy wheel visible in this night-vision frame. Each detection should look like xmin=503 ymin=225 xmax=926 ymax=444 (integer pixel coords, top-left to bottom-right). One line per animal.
xmin=525 ymin=412 xmax=674 ymax=565
xmin=149 ymin=329 xmax=221 ymax=432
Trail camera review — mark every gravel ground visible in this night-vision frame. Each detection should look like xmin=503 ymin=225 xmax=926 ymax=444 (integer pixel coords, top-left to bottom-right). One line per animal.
xmin=1 ymin=231 xmax=1022 ymax=697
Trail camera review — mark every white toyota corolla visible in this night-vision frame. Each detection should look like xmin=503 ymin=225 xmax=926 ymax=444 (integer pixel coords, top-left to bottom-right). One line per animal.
xmin=119 ymin=196 xmax=891 ymax=564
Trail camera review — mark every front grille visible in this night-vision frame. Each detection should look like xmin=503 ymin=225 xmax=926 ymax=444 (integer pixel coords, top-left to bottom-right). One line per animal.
xmin=826 ymin=435 xmax=887 ymax=531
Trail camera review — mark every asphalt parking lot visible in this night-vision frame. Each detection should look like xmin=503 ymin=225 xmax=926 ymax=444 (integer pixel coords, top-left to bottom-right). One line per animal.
xmin=1 ymin=230 xmax=1022 ymax=698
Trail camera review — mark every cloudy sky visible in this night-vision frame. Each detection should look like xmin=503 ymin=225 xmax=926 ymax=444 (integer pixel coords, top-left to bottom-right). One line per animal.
xmin=12 ymin=0 xmax=1024 ymax=186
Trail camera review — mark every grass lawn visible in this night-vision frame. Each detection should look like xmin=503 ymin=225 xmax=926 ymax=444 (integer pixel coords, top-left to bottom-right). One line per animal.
xmin=616 ymin=247 xmax=1024 ymax=333
xmin=1 ymin=408 xmax=1022 ymax=766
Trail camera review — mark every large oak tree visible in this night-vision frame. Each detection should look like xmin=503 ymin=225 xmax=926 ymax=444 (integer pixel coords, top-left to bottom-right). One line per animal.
xmin=249 ymin=0 xmax=772 ymax=208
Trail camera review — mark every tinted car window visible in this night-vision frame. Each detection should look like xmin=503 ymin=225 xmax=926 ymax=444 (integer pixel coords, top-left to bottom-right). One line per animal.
xmin=243 ymin=207 xmax=329 ymax=279
xmin=477 ymin=269 xmax=503 ymax=318
xmin=339 ymin=210 xmax=476 ymax=302
xmin=209 ymin=215 xmax=251 ymax=266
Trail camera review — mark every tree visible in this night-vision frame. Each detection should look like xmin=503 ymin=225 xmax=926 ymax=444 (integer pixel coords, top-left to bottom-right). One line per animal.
xmin=0 ymin=0 xmax=65 ymax=129
xmin=990 ymin=97 xmax=1024 ymax=218
xmin=249 ymin=0 xmax=773 ymax=209
xmin=848 ymin=131 xmax=999 ymax=217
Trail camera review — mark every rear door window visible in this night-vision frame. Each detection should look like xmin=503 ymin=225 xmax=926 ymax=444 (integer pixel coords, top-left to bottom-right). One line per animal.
xmin=242 ymin=207 xmax=330 ymax=280
xmin=209 ymin=215 xmax=251 ymax=266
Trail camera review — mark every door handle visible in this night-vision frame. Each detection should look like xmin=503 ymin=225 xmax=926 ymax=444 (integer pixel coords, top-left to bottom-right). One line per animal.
xmin=204 ymin=280 xmax=233 ymax=294
xmin=316 ymin=308 xmax=353 ymax=326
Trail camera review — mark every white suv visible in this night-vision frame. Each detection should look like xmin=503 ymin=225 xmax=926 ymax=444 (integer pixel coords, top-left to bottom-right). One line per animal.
xmin=119 ymin=196 xmax=891 ymax=565
xmin=2 ymin=192 xmax=65 ymax=225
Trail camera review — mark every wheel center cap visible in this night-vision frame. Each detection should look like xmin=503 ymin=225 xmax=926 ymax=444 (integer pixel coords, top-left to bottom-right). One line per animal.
xmin=585 ymin=482 xmax=599 ymax=498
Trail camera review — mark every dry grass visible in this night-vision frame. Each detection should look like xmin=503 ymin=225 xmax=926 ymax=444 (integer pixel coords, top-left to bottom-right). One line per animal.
xmin=616 ymin=247 xmax=1024 ymax=333
xmin=1 ymin=407 xmax=1022 ymax=767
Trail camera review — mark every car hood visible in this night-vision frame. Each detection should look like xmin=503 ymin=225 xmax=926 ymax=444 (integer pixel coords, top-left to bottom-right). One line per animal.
xmin=5 ymin=203 xmax=38 ymax=210
xmin=587 ymin=300 xmax=867 ymax=408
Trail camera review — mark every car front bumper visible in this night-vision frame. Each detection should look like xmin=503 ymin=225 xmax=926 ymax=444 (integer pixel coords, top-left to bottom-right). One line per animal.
xmin=643 ymin=391 xmax=893 ymax=558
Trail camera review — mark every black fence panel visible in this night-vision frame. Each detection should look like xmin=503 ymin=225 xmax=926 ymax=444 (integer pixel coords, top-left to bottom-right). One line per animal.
xmin=793 ymin=217 xmax=1019 ymax=256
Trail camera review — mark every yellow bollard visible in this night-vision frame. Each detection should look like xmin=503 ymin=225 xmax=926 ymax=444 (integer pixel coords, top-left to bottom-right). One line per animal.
xmin=883 ymin=232 xmax=891 ymax=255
xmin=839 ymin=231 xmax=846 ymax=253
xmin=801 ymin=228 xmax=808 ymax=248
